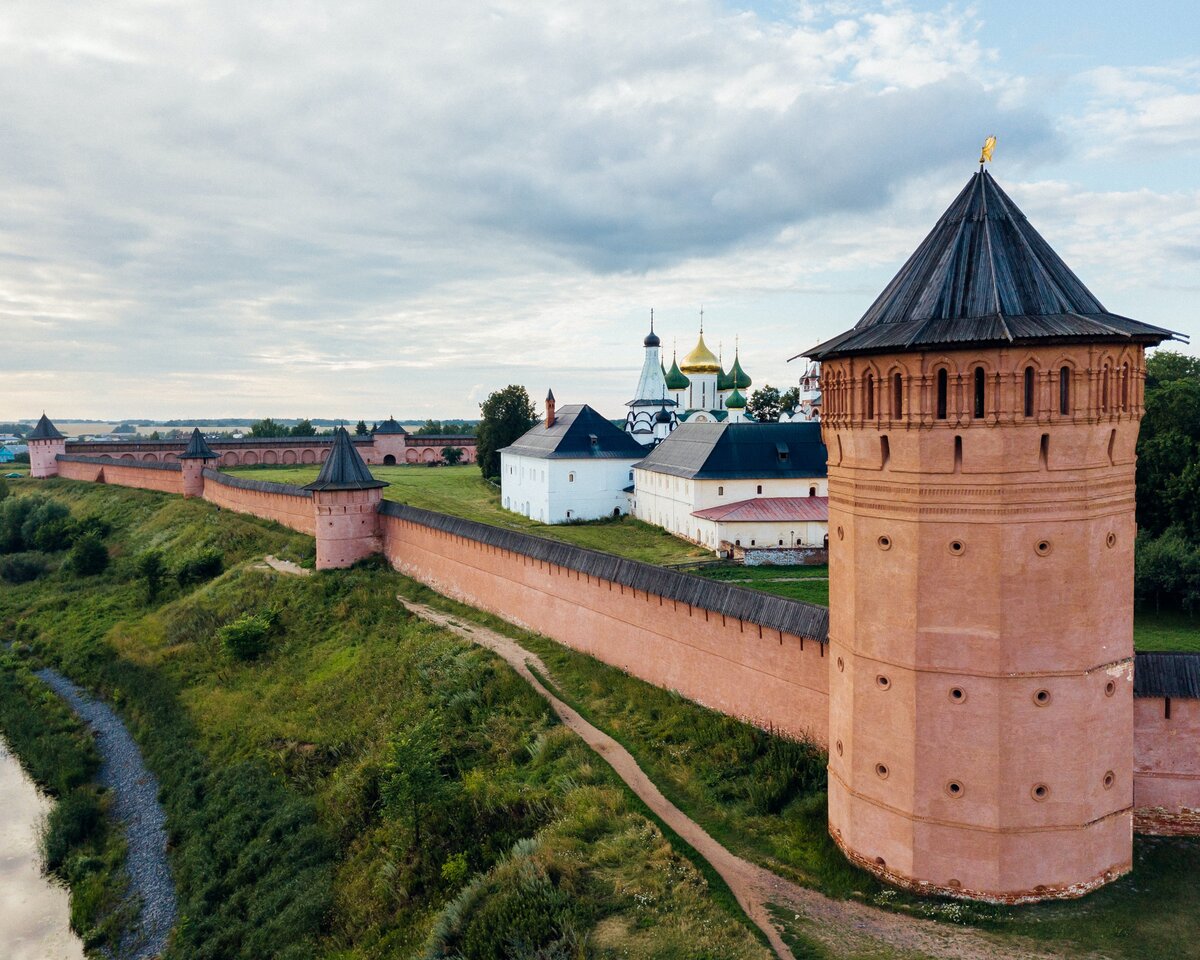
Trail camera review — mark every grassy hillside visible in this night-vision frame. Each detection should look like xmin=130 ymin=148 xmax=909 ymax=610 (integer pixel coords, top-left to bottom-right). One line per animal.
xmin=225 ymin=464 xmax=707 ymax=565
xmin=0 ymin=478 xmax=769 ymax=959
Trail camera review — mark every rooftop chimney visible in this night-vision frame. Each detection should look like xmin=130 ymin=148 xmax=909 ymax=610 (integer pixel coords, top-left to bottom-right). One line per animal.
xmin=546 ymin=389 xmax=556 ymax=428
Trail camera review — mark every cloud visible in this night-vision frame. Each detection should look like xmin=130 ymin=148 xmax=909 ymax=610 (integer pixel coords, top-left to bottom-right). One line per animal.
xmin=0 ymin=1 xmax=1191 ymax=420
xmin=1069 ymin=62 xmax=1200 ymax=157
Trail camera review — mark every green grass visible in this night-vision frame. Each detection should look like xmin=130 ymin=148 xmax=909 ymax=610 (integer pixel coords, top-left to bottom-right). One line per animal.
xmin=695 ymin=565 xmax=830 ymax=605
xmin=0 ymin=479 xmax=770 ymax=960
xmin=1134 ymin=609 xmax=1200 ymax=651
xmin=393 ymin=578 xmax=1200 ymax=960
xmin=225 ymin=463 xmax=708 ymax=565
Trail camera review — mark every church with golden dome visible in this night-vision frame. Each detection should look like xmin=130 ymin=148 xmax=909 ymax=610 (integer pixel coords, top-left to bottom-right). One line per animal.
xmin=624 ymin=313 xmax=754 ymax=445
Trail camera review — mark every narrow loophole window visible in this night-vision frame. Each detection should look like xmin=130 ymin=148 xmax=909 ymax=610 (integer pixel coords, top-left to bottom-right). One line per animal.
xmin=893 ymin=372 xmax=903 ymax=417
xmin=1040 ymin=433 xmax=1049 ymax=469
xmin=864 ymin=371 xmax=875 ymax=419
xmin=880 ymin=435 xmax=890 ymax=468
xmin=936 ymin=369 xmax=948 ymax=420
xmin=973 ymin=366 xmax=985 ymax=418
xmin=1024 ymin=366 xmax=1035 ymax=417
xmin=1059 ymin=366 xmax=1072 ymax=415
xmin=953 ymin=435 xmax=962 ymax=473
xmin=1108 ymin=428 xmax=1117 ymax=465
xmin=1121 ymin=362 xmax=1130 ymax=411
xmin=1101 ymin=364 xmax=1111 ymax=412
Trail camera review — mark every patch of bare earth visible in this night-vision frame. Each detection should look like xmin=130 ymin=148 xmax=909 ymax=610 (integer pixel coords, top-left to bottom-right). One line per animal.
xmin=399 ymin=598 xmax=1069 ymax=960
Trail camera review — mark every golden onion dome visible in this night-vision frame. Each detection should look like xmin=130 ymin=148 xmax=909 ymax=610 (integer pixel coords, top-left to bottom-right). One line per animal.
xmin=679 ymin=333 xmax=721 ymax=374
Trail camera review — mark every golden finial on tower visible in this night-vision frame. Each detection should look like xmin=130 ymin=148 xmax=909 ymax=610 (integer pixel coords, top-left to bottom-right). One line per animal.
xmin=979 ymin=135 xmax=997 ymax=166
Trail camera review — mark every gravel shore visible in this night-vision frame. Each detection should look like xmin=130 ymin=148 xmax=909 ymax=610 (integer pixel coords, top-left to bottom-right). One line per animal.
xmin=37 ymin=669 xmax=177 ymax=960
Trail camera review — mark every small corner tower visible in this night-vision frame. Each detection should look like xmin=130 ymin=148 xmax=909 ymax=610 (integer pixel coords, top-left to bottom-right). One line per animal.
xmin=806 ymin=163 xmax=1180 ymax=902
xmin=178 ymin=428 xmax=217 ymax=498
xmin=27 ymin=413 xmax=66 ymax=478
xmin=304 ymin=428 xmax=389 ymax=570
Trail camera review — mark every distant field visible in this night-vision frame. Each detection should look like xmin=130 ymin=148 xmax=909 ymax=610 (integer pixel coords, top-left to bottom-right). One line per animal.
xmin=225 ymin=463 xmax=708 ymax=566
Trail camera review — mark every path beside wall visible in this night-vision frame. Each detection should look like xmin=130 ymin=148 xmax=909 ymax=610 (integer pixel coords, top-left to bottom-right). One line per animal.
xmin=380 ymin=503 xmax=831 ymax=743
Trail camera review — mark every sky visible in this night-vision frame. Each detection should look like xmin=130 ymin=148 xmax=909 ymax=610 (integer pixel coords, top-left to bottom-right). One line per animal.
xmin=3 ymin=0 xmax=1198 ymax=422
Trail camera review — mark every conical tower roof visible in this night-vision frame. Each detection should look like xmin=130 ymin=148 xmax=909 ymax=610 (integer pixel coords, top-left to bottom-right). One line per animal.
xmin=179 ymin=428 xmax=217 ymax=460
xmin=804 ymin=169 xmax=1179 ymax=361
xmin=373 ymin=417 xmax=407 ymax=435
xmin=304 ymin=428 xmax=388 ymax=491
xmin=27 ymin=413 xmax=64 ymax=440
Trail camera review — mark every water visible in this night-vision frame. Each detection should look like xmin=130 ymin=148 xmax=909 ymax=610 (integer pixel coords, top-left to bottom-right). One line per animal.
xmin=0 ymin=738 xmax=85 ymax=960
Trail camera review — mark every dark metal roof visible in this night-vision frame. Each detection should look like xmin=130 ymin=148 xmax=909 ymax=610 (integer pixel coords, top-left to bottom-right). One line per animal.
xmin=501 ymin=404 xmax=646 ymax=460
xmin=635 ymin=421 xmax=827 ymax=480
xmin=804 ymin=170 xmax=1181 ymax=361
xmin=304 ymin=428 xmax=388 ymax=491
xmin=1134 ymin=652 xmax=1200 ymax=699
xmin=179 ymin=428 xmax=217 ymax=460
xmin=56 ymin=454 xmax=182 ymax=472
xmin=379 ymin=501 xmax=830 ymax=641
xmin=203 ymin=467 xmax=313 ymax=498
xmin=27 ymin=414 xmax=64 ymax=440
xmin=373 ymin=417 xmax=407 ymax=435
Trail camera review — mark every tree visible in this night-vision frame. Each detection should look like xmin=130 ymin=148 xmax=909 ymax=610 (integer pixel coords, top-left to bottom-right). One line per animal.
xmin=0 ymin=477 xmax=7 ymax=503
xmin=746 ymin=385 xmax=783 ymax=423
xmin=382 ymin=718 xmax=448 ymax=848
xmin=66 ymin=532 xmax=108 ymax=576
xmin=1137 ymin=351 xmax=1200 ymax=538
xmin=780 ymin=386 xmax=801 ymax=416
xmin=137 ymin=549 xmax=167 ymax=601
xmin=354 ymin=420 xmax=369 ymax=436
xmin=249 ymin=418 xmax=288 ymax=438
xmin=476 ymin=386 xmax=537 ymax=479
xmin=290 ymin=419 xmax=317 ymax=437
xmin=112 ymin=423 xmax=137 ymax=434
xmin=441 ymin=446 xmax=464 ymax=466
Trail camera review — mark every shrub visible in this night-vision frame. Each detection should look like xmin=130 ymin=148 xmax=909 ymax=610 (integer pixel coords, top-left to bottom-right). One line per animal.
xmin=42 ymin=788 xmax=103 ymax=873
xmin=66 ymin=532 xmax=109 ymax=576
xmin=0 ymin=552 xmax=49 ymax=583
xmin=136 ymin=549 xmax=168 ymax=601
xmin=0 ymin=476 xmax=7 ymax=501
xmin=220 ymin=613 xmax=274 ymax=661
xmin=20 ymin=499 xmax=71 ymax=549
xmin=0 ymin=495 xmax=50 ymax=552
xmin=177 ymin=547 xmax=224 ymax=586
xmin=32 ymin=515 xmax=77 ymax=552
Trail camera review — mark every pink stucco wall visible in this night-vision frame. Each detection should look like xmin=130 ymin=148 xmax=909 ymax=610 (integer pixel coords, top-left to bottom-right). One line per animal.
xmin=1134 ymin=696 xmax=1200 ymax=834
xmin=56 ymin=457 xmax=184 ymax=496
xmin=379 ymin=511 xmax=830 ymax=742
xmin=200 ymin=476 xmax=316 ymax=536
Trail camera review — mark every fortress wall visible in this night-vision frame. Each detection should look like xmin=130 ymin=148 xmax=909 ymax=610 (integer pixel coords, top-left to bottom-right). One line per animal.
xmin=1134 ymin=697 xmax=1200 ymax=834
xmin=56 ymin=456 xmax=183 ymax=495
xmin=200 ymin=469 xmax=316 ymax=535
xmin=379 ymin=506 xmax=830 ymax=742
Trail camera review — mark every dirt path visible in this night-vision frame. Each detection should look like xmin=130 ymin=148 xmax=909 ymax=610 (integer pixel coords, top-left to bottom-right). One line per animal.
xmin=254 ymin=555 xmax=310 ymax=576
xmin=399 ymin=598 xmax=1064 ymax=960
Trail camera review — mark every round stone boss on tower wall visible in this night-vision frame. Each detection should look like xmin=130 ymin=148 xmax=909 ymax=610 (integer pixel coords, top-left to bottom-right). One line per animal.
xmin=822 ymin=344 xmax=1143 ymax=902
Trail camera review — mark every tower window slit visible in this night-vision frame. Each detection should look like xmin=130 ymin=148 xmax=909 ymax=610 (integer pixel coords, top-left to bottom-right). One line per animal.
xmin=1121 ymin=362 xmax=1130 ymax=411
xmin=880 ymin=435 xmax=890 ymax=468
xmin=1102 ymin=364 xmax=1110 ymax=412
xmin=864 ymin=372 xmax=875 ymax=419
xmin=973 ymin=367 xmax=985 ymax=418
xmin=936 ymin=369 xmax=948 ymax=420
xmin=1059 ymin=366 xmax=1072 ymax=415
xmin=893 ymin=372 xmax=903 ymax=417
xmin=1024 ymin=366 xmax=1035 ymax=417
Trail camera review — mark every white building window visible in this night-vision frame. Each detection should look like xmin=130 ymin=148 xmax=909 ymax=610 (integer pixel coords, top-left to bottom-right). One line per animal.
xmin=568 ymin=471 xmax=575 ymax=482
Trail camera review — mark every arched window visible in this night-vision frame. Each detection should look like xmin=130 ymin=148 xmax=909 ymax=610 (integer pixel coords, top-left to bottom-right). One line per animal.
xmin=809 ymin=486 xmax=816 ymax=497
xmin=936 ymin=368 xmax=948 ymax=420
xmin=1121 ymin=362 xmax=1130 ymax=411
xmin=864 ymin=371 xmax=875 ymax=419
xmin=893 ymin=373 xmax=903 ymax=417
xmin=1059 ymin=366 xmax=1072 ymax=415
xmin=1101 ymin=364 xmax=1111 ymax=412
xmin=568 ymin=471 xmax=575 ymax=482
xmin=973 ymin=366 xmax=985 ymax=418
xmin=1024 ymin=366 xmax=1035 ymax=417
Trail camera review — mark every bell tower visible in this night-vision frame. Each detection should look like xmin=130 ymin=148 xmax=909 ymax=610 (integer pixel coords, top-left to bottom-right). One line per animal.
xmin=805 ymin=167 xmax=1178 ymax=902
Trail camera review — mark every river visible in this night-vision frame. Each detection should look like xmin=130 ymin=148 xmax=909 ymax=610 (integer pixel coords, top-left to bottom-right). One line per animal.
xmin=0 ymin=737 xmax=85 ymax=960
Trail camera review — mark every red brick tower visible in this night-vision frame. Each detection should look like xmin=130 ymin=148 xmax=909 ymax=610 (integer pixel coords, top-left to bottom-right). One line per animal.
xmin=305 ymin=427 xmax=388 ymax=569
xmin=804 ymin=168 xmax=1178 ymax=902
xmin=178 ymin=428 xmax=217 ymax=498
xmin=27 ymin=414 xmax=66 ymax=478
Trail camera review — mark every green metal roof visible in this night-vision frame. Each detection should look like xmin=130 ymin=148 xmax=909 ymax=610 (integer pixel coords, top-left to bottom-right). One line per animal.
xmin=664 ymin=357 xmax=690 ymax=390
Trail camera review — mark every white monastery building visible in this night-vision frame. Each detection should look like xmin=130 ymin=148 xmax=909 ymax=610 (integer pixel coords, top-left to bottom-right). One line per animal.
xmin=500 ymin=393 xmax=645 ymax=523
xmin=632 ymin=421 xmax=829 ymax=552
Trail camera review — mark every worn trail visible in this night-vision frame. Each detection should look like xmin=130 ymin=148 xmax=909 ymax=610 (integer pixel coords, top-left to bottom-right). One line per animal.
xmin=36 ymin=669 xmax=177 ymax=960
xmin=399 ymin=598 xmax=1065 ymax=960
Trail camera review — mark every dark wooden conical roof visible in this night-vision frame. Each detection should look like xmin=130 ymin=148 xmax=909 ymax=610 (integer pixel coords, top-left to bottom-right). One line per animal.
xmin=27 ymin=413 xmax=64 ymax=440
xmin=304 ymin=427 xmax=388 ymax=491
xmin=179 ymin=428 xmax=217 ymax=460
xmin=805 ymin=170 xmax=1179 ymax=360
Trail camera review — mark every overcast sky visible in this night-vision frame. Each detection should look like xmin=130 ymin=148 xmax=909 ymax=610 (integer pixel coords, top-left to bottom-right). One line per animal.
xmin=4 ymin=0 xmax=1198 ymax=422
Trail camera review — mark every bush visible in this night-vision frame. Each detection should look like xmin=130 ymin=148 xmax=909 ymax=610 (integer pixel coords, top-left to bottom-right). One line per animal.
xmin=0 ymin=476 xmax=7 ymax=501
xmin=20 ymin=499 xmax=71 ymax=549
xmin=66 ymin=532 xmax=109 ymax=576
xmin=42 ymin=788 xmax=103 ymax=873
xmin=0 ymin=552 xmax=49 ymax=584
xmin=177 ymin=547 xmax=224 ymax=586
xmin=136 ymin=549 xmax=167 ymax=601
xmin=219 ymin=613 xmax=274 ymax=661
